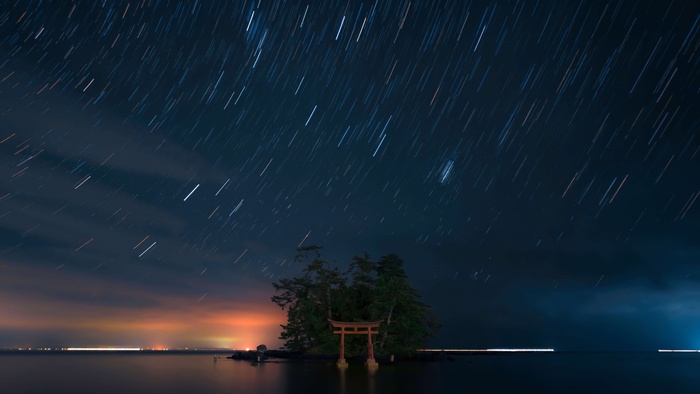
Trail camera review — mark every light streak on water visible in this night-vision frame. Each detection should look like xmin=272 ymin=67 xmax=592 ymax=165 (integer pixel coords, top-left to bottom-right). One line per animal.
xmin=419 ymin=348 xmax=555 ymax=352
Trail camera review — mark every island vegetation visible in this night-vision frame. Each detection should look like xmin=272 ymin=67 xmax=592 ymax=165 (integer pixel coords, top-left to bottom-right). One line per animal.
xmin=271 ymin=246 xmax=441 ymax=358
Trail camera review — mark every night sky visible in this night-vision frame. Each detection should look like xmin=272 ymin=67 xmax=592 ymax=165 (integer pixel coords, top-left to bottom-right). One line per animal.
xmin=0 ymin=1 xmax=698 ymax=351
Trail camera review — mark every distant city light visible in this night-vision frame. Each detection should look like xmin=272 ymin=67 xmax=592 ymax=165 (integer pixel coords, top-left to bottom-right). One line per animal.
xmin=65 ymin=347 xmax=142 ymax=351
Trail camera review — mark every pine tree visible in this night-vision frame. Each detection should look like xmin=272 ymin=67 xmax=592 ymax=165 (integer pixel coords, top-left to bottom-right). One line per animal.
xmin=271 ymin=248 xmax=441 ymax=355
xmin=345 ymin=252 xmax=376 ymax=321
xmin=271 ymin=246 xmax=344 ymax=352
xmin=271 ymin=276 xmax=315 ymax=350
xmin=370 ymin=253 xmax=441 ymax=356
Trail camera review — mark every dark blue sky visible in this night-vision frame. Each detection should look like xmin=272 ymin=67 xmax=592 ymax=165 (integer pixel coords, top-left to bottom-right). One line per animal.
xmin=0 ymin=0 xmax=698 ymax=350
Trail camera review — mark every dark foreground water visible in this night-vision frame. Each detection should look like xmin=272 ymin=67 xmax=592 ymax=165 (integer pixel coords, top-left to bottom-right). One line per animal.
xmin=1 ymin=352 xmax=699 ymax=393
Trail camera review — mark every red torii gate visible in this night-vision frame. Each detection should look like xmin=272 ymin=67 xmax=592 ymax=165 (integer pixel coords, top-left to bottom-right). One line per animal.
xmin=329 ymin=319 xmax=383 ymax=368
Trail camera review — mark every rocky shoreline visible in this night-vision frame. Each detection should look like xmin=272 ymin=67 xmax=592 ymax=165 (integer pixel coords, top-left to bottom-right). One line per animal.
xmin=228 ymin=349 xmax=455 ymax=363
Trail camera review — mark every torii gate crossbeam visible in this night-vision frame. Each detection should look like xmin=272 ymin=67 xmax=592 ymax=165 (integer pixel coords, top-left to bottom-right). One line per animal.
xmin=329 ymin=319 xmax=383 ymax=368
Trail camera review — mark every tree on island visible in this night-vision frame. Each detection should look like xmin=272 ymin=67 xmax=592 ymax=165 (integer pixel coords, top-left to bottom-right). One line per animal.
xmin=271 ymin=245 xmax=441 ymax=356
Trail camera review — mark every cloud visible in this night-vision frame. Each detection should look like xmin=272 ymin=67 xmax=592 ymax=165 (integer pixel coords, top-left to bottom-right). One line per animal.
xmin=0 ymin=263 xmax=285 ymax=348
xmin=0 ymin=67 xmax=226 ymax=182
xmin=0 ymin=68 xmax=253 ymax=280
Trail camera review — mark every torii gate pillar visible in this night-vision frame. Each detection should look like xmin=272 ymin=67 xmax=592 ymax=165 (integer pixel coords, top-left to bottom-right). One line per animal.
xmin=329 ymin=319 xmax=382 ymax=368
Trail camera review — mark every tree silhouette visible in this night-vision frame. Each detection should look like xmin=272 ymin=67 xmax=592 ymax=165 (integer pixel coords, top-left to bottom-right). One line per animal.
xmin=271 ymin=246 xmax=440 ymax=356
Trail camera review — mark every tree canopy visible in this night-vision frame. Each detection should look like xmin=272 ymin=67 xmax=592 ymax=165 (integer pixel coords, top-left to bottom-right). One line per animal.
xmin=271 ymin=246 xmax=441 ymax=356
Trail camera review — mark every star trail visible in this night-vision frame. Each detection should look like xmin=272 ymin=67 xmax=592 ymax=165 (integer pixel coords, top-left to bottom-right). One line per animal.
xmin=0 ymin=1 xmax=698 ymax=350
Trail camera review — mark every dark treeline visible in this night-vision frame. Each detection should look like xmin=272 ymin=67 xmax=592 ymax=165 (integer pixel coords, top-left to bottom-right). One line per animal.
xmin=271 ymin=246 xmax=441 ymax=357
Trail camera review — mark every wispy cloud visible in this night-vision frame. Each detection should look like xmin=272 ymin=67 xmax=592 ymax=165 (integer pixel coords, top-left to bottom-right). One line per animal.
xmin=0 ymin=263 xmax=284 ymax=348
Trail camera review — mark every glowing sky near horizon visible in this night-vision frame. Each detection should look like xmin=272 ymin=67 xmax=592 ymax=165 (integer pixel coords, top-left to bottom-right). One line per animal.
xmin=0 ymin=264 xmax=284 ymax=349
xmin=0 ymin=1 xmax=698 ymax=350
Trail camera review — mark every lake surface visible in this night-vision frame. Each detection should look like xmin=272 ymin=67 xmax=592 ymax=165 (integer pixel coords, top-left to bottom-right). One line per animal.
xmin=0 ymin=352 xmax=699 ymax=393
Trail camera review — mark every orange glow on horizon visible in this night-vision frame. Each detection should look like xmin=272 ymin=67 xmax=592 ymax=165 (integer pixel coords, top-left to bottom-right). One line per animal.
xmin=0 ymin=263 xmax=286 ymax=349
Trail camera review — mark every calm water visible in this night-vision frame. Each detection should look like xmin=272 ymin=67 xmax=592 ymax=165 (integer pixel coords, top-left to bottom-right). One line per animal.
xmin=0 ymin=352 xmax=699 ymax=393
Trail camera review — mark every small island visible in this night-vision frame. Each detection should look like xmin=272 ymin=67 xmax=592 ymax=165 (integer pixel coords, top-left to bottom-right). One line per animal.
xmin=260 ymin=245 xmax=442 ymax=366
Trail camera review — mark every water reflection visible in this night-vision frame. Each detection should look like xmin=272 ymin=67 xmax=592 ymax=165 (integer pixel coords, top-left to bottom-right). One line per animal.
xmin=333 ymin=362 xmax=378 ymax=394
xmin=339 ymin=365 xmax=346 ymax=394
xmin=367 ymin=365 xmax=377 ymax=394
xmin=1 ymin=352 xmax=699 ymax=393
